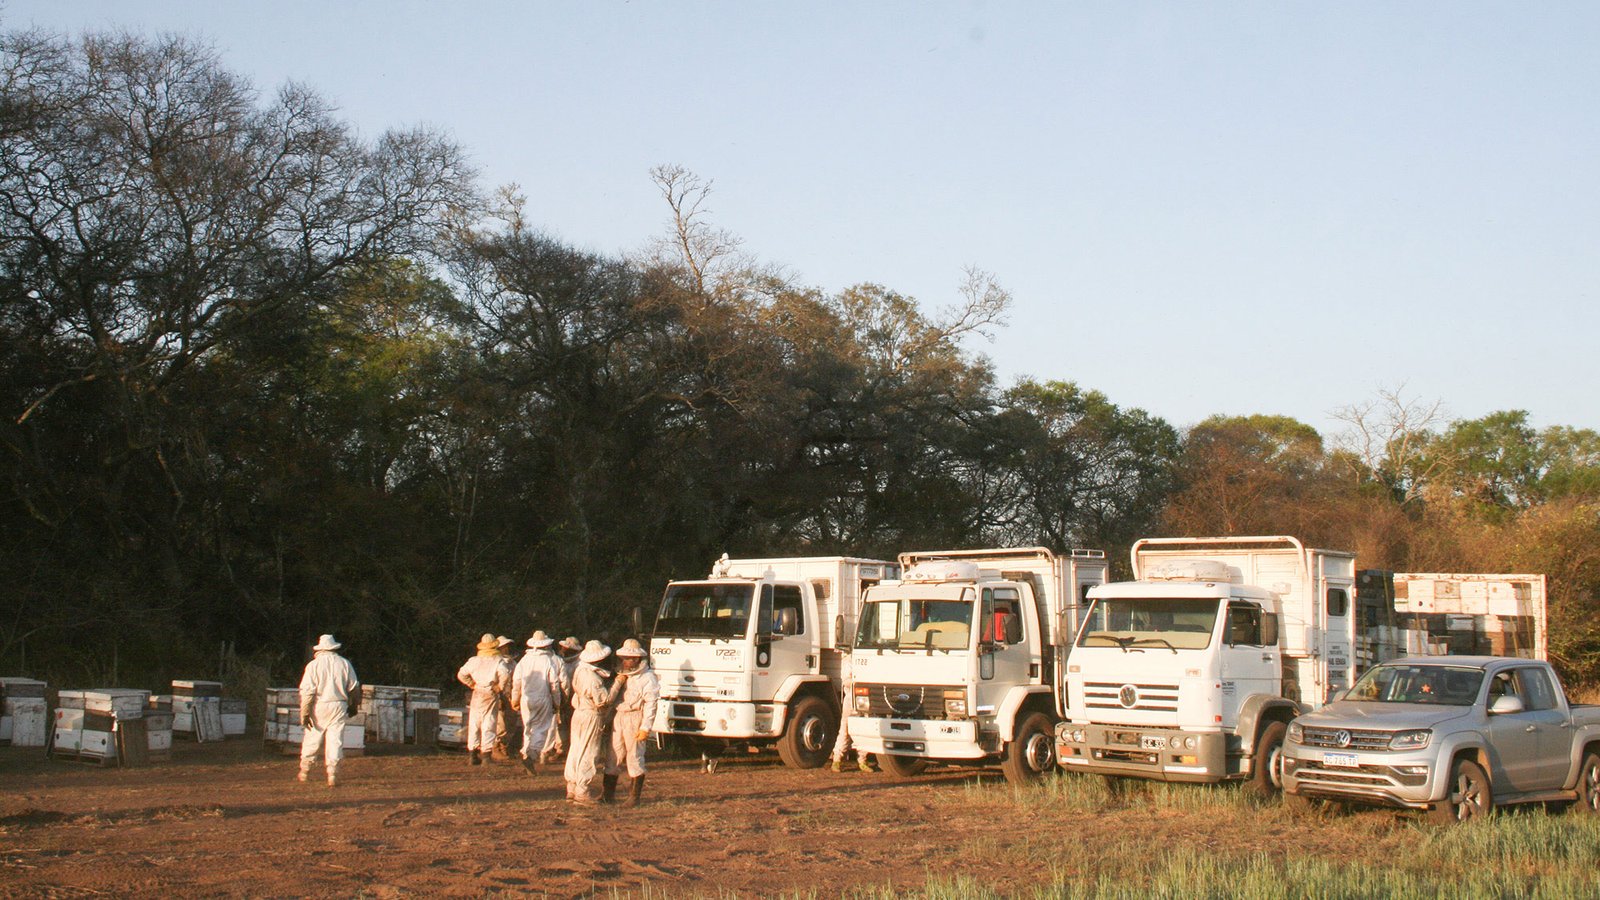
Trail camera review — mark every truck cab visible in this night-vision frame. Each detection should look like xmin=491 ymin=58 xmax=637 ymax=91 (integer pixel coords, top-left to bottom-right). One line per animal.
xmin=1056 ymin=536 xmax=1351 ymax=790
xmin=847 ymin=547 xmax=1107 ymax=784
xmin=650 ymin=556 xmax=896 ymax=769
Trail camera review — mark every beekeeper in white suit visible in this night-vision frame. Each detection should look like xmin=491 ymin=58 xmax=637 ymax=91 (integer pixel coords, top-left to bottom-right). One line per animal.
xmin=298 ymin=633 xmax=360 ymax=787
xmin=564 ymin=640 xmax=623 ymax=805
xmin=457 ymin=633 xmax=511 ymax=766
xmin=511 ymin=629 xmax=568 ymax=774
xmin=605 ymin=638 xmax=660 ymax=807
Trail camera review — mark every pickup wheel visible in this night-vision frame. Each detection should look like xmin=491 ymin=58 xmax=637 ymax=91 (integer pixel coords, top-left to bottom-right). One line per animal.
xmin=877 ymin=753 xmax=929 ymax=779
xmin=775 ymin=695 xmax=834 ymax=770
xmin=1000 ymin=712 xmax=1056 ymax=785
xmin=1245 ymin=721 xmax=1287 ymax=796
xmin=1429 ymin=758 xmax=1493 ymax=824
xmin=1573 ymin=752 xmax=1600 ymax=816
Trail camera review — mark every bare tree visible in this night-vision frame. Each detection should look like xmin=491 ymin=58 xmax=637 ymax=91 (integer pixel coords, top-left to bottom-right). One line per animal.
xmin=1331 ymin=384 xmax=1452 ymax=502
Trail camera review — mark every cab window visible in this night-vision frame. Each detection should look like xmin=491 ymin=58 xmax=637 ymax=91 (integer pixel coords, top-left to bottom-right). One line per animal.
xmin=1225 ymin=602 xmax=1264 ymax=645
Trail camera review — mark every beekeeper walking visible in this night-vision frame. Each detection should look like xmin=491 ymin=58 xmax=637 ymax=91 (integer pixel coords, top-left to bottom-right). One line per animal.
xmin=298 ymin=633 xmax=360 ymax=787
xmin=511 ymin=630 xmax=568 ymax=774
xmin=564 ymin=640 xmax=622 ymax=805
xmin=457 ymin=633 xmax=512 ymax=766
xmin=605 ymin=638 xmax=660 ymax=807
xmin=830 ymin=651 xmax=872 ymax=772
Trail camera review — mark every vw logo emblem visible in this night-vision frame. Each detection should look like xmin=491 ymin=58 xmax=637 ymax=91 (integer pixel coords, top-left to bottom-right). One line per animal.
xmin=1335 ymin=730 xmax=1352 ymax=748
xmin=1118 ymin=684 xmax=1138 ymax=708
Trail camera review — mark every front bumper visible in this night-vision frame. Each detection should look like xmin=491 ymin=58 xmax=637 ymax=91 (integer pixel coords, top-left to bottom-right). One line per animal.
xmin=1055 ymin=722 xmax=1228 ymax=783
xmin=654 ymin=699 xmax=783 ymax=740
xmin=1281 ymin=743 xmax=1436 ymax=808
xmin=846 ymin=716 xmax=986 ymax=759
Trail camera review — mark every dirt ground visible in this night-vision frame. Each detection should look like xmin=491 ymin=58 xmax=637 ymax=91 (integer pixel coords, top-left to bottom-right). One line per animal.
xmin=0 ymin=738 xmax=1403 ymax=898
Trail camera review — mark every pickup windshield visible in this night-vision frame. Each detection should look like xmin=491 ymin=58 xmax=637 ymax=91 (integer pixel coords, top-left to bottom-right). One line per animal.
xmin=1076 ymin=598 xmax=1219 ymax=651
xmin=1345 ymin=663 xmax=1484 ymax=705
xmin=654 ymin=583 xmax=754 ymax=639
xmin=856 ymin=594 xmax=973 ymax=650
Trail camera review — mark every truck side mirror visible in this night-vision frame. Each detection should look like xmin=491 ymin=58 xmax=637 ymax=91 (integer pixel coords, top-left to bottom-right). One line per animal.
xmin=1003 ymin=614 xmax=1022 ymax=644
xmin=631 ymin=605 xmax=644 ymax=636
xmin=834 ymin=615 xmax=849 ymax=649
xmin=1489 ymin=694 xmax=1525 ymax=715
xmin=1261 ymin=613 xmax=1280 ymax=647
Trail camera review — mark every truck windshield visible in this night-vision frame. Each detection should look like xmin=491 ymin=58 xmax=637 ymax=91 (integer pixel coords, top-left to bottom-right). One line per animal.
xmin=1345 ymin=664 xmax=1484 ymax=705
xmin=1076 ymin=598 xmax=1219 ymax=651
xmin=654 ymin=583 xmax=754 ymax=639
xmin=856 ymin=595 xmax=973 ymax=651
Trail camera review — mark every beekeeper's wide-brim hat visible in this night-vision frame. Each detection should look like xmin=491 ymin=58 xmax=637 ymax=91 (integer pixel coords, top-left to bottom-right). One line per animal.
xmin=579 ymin=640 xmax=611 ymax=664
xmin=558 ymin=636 xmax=582 ymax=652
xmin=476 ymin=632 xmax=499 ymax=651
xmin=313 ymin=634 xmax=341 ymax=652
xmin=616 ymin=638 xmax=647 ymax=658
xmin=527 ymin=630 xmax=555 ymax=648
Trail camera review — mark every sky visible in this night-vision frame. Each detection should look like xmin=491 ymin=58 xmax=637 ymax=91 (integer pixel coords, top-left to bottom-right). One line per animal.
xmin=7 ymin=1 xmax=1599 ymax=440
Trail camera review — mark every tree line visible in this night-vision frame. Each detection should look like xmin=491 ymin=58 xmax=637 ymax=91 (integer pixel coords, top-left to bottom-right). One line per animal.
xmin=4 ymin=31 xmax=1598 ymax=691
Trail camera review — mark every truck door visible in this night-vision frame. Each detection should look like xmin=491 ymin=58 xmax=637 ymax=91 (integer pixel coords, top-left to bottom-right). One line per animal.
xmin=1509 ymin=666 xmax=1573 ymax=788
xmin=1322 ymin=584 xmax=1354 ymax=701
xmin=753 ymin=583 xmax=812 ymax=703
xmin=976 ymin=586 xmax=1033 ymax=720
xmin=1220 ymin=600 xmax=1278 ymax=725
xmin=1483 ymin=667 xmax=1554 ymax=793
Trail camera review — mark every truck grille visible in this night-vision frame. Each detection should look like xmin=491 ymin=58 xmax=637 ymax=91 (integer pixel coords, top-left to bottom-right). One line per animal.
xmin=857 ymin=684 xmax=956 ymax=720
xmin=1084 ymin=682 xmax=1179 ymax=712
xmin=1299 ymin=727 xmax=1393 ymax=751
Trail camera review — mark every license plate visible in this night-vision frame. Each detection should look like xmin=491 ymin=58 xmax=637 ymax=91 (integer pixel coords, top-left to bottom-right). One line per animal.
xmin=1322 ymin=751 xmax=1358 ymax=768
xmin=1140 ymin=735 xmax=1166 ymax=750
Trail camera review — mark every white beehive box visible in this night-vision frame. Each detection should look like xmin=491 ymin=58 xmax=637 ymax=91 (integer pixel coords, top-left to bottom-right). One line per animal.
xmin=221 ymin=698 xmax=247 ymax=736
xmin=80 ymin=689 xmax=148 ymax=719
xmin=3 ymin=697 xmax=48 ymax=747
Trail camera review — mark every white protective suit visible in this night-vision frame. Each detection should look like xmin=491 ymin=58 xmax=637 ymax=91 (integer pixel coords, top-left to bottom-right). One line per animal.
xmin=606 ymin=662 xmax=660 ymax=778
xmin=564 ymin=662 xmax=621 ymax=801
xmin=831 ymin=652 xmax=857 ymax=763
xmin=512 ymin=647 xmax=568 ymax=761
xmin=299 ymin=650 xmax=360 ymax=782
xmin=457 ymin=652 xmax=512 ymax=753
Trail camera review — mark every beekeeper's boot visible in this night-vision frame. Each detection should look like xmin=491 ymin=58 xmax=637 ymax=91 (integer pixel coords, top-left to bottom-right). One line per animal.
xmin=469 ymin=749 xmax=482 ymax=766
xmin=601 ymin=774 xmax=619 ymax=804
xmin=621 ymin=775 xmax=644 ymax=808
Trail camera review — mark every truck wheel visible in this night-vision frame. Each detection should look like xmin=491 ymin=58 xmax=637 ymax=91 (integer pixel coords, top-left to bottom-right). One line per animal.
xmin=877 ymin=753 xmax=929 ymax=779
xmin=1245 ymin=721 xmax=1287 ymax=796
xmin=775 ymin=696 xmax=833 ymax=769
xmin=1429 ymin=758 xmax=1492 ymax=824
xmin=1573 ymin=752 xmax=1600 ymax=816
xmin=1001 ymin=712 xmax=1056 ymax=785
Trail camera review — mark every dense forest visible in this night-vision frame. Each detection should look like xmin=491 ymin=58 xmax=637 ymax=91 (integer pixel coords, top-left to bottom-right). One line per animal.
xmin=4 ymin=32 xmax=1599 ymax=692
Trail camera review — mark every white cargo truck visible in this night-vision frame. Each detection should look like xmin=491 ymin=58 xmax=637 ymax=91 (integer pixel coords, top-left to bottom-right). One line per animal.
xmin=1055 ymin=535 xmax=1549 ymax=792
xmin=649 ymin=555 xmax=898 ymax=769
xmin=845 ymin=547 xmax=1109 ymax=784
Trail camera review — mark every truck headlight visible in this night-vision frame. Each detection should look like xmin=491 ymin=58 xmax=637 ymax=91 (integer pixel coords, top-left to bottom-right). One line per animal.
xmin=854 ymin=694 xmax=870 ymax=713
xmin=1287 ymin=722 xmax=1303 ymax=743
xmin=1390 ymin=729 xmax=1431 ymax=750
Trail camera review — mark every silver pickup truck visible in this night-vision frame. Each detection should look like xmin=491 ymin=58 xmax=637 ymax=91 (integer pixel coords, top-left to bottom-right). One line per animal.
xmin=1282 ymin=656 xmax=1600 ymax=823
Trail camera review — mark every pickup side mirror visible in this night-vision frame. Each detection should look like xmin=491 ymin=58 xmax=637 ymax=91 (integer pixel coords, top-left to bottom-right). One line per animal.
xmin=1489 ymin=695 xmax=1525 ymax=715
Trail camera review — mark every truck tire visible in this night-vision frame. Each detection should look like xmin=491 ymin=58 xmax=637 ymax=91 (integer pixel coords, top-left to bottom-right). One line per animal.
xmin=1573 ymin=752 xmax=1600 ymax=816
xmin=1000 ymin=712 xmax=1056 ymax=785
xmin=1245 ymin=720 xmax=1287 ymax=796
xmin=877 ymin=753 xmax=929 ymax=779
xmin=1429 ymin=758 xmax=1492 ymax=824
xmin=775 ymin=695 xmax=834 ymax=770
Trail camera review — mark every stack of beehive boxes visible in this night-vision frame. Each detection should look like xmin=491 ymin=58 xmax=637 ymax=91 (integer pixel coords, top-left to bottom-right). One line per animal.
xmin=221 ymin=698 xmax=247 ymax=737
xmin=53 ymin=689 xmax=149 ymax=765
xmin=171 ymin=680 xmax=225 ymax=742
xmin=404 ymin=687 xmax=440 ymax=747
xmin=263 ymin=686 xmax=364 ymax=756
xmin=145 ymin=695 xmax=174 ymax=758
xmin=437 ymin=707 xmax=466 ymax=749
xmin=0 ymin=677 xmax=49 ymax=748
